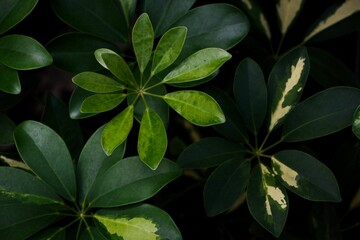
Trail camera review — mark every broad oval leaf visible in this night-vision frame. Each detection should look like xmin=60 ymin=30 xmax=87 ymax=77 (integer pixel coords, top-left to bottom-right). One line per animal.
xmin=102 ymin=105 xmax=134 ymax=156
xmin=247 ymin=163 xmax=288 ymax=238
xmin=47 ymin=32 xmax=120 ymax=72
xmin=77 ymin=125 xmax=126 ymax=206
xmin=81 ymin=93 xmax=126 ymax=113
xmin=267 ymin=47 xmax=309 ymax=132
xmin=282 ymin=87 xmax=360 ymax=142
xmin=0 ymin=35 xmax=52 ymax=70
xmin=177 ymin=137 xmax=247 ymax=168
xmin=271 ymin=150 xmax=341 ymax=202
xmin=72 ymin=72 xmax=125 ymax=93
xmin=0 ymin=112 xmax=15 ymax=145
xmin=204 ymin=159 xmax=251 ymax=217
xmin=0 ymin=0 xmax=38 ymax=34
xmin=138 ymin=108 xmax=167 ymax=170
xmin=0 ymin=63 xmax=20 ymax=94
xmin=88 ymin=157 xmax=181 ymax=207
xmin=132 ymin=13 xmax=154 ymax=74
xmin=69 ymin=86 xmax=97 ymax=119
xmin=94 ymin=204 xmax=182 ymax=240
xmin=234 ymin=58 xmax=267 ymax=134
xmin=163 ymin=90 xmax=225 ymax=126
xmin=13 ymin=121 xmax=76 ymax=201
xmin=151 ymin=26 xmax=187 ymax=76
xmin=352 ymin=105 xmax=360 ymax=139
xmin=276 ymin=0 xmax=304 ymax=35
xmin=163 ymin=48 xmax=231 ymax=83
xmin=50 ymin=0 xmax=129 ymax=42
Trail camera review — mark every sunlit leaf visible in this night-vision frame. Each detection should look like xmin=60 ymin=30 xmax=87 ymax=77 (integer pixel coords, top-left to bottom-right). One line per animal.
xmin=81 ymin=93 xmax=126 ymax=113
xmin=72 ymin=72 xmax=126 ymax=93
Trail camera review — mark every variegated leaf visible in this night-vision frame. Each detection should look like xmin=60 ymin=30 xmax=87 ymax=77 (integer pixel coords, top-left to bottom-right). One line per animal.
xmin=276 ymin=0 xmax=303 ymax=35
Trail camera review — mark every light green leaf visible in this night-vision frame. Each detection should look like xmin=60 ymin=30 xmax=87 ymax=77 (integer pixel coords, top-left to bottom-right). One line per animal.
xmin=0 ymin=112 xmax=16 ymax=145
xmin=81 ymin=93 xmax=126 ymax=113
xmin=102 ymin=105 xmax=134 ymax=156
xmin=132 ymin=13 xmax=154 ymax=74
xmin=268 ymin=47 xmax=309 ymax=132
xmin=138 ymin=108 xmax=167 ymax=170
xmin=276 ymin=0 xmax=304 ymax=35
xmin=247 ymin=163 xmax=288 ymax=237
xmin=0 ymin=63 xmax=20 ymax=94
xmin=151 ymin=26 xmax=187 ymax=76
xmin=271 ymin=150 xmax=341 ymax=202
xmin=163 ymin=90 xmax=225 ymax=126
xmin=72 ymin=72 xmax=126 ymax=93
xmin=163 ymin=48 xmax=231 ymax=83
xmin=0 ymin=35 xmax=52 ymax=70
xmin=94 ymin=48 xmax=118 ymax=69
xmin=352 ymin=105 xmax=360 ymax=139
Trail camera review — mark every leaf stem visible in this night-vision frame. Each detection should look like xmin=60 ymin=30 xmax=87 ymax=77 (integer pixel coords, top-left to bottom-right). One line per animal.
xmin=261 ymin=137 xmax=284 ymax=153
xmin=143 ymin=91 xmax=164 ymax=99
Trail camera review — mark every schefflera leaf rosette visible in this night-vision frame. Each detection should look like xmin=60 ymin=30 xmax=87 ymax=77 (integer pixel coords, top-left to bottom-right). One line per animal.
xmin=71 ymin=13 xmax=230 ymax=170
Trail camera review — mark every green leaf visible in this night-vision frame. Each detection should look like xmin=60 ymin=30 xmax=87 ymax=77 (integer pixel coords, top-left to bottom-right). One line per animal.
xmin=204 ymin=159 xmax=250 ymax=217
xmin=234 ymin=58 xmax=267 ymax=134
xmin=42 ymin=93 xmax=84 ymax=160
xmin=0 ymin=61 xmax=20 ymax=95
xmin=271 ymin=150 xmax=341 ymax=202
xmin=0 ymin=0 xmax=38 ymax=34
xmin=0 ymin=167 xmax=63 ymax=204
xmin=0 ymin=112 xmax=15 ymax=145
xmin=0 ymin=35 xmax=52 ymax=70
xmin=27 ymin=227 xmax=66 ymax=240
xmin=276 ymin=0 xmax=304 ymax=35
xmin=88 ymin=157 xmax=181 ymax=207
xmin=81 ymin=93 xmax=126 ymax=113
xmin=73 ymin=72 xmax=126 ymax=93
xmin=96 ymin=50 xmax=136 ymax=87
xmin=80 ymin=227 xmax=108 ymax=240
xmin=151 ymin=26 xmax=187 ymax=76
xmin=267 ymin=47 xmax=309 ymax=132
xmin=163 ymin=48 xmax=231 ymax=83
xmin=352 ymin=105 xmax=360 ymax=139
xmin=247 ymin=163 xmax=288 ymax=237
xmin=95 ymin=204 xmax=182 ymax=240
xmin=177 ymin=137 xmax=247 ymax=168
xmin=282 ymin=86 xmax=360 ymax=142
xmin=142 ymin=0 xmax=195 ymax=37
xmin=138 ymin=108 xmax=167 ymax=170
xmin=132 ymin=13 xmax=154 ymax=74
xmin=69 ymin=86 xmax=97 ymax=119
xmin=77 ymin=125 xmax=126 ymax=206
xmin=13 ymin=121 xmax=76 ymax=201
xmin=163 ymin=90 xmax=225 ymax=126
xmin=309 ymin=204 xmax=342 ymax=240
xmin=102 ymin=105 xmax=134 ymax=156
xmin=47 ymin=32 xmax=120 ymax=72
xmin=50 ymin=0 xmax=129 ymax=42
xmin=94 ymin=48 xmax=118 ymax=69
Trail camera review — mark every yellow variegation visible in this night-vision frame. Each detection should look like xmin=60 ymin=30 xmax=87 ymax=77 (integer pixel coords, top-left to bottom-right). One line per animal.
xmin=259 ymin=13 xmax=272 ymax=39
xmin=271 ymin=156 xmax=299 ymax=188
xmin=277 ymin=0 xmax=303 ymax=34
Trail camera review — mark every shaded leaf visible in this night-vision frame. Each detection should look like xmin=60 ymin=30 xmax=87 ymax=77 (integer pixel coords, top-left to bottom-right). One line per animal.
xmin=353 ymin=105 xmax=360 ymax=139
xmin=27 ymin=227 xmax=66 ymax=240
xmin=0 ymin=155 xmax=30 ymax=171
xmin=0 ymin=63 xmax=20 ymax=94
xmin=0 ymin=112 xmax=15 ymax=145
xmin=81 ymin=93 xmax=126 ymax=113
xmin=118 ymin=0 xmax=136 ymax=27
xmin=69 ymin=86 xmax=97 ymax=119
xmin=72 ymin=72 xmax=125 ymax=93
xmin=276 ymin=0 xmax=304 ymax=35
xmin=80 ymin=227 xmax=108 ymax=240
xmin=163 ymin=90 xmax=225 ymax=126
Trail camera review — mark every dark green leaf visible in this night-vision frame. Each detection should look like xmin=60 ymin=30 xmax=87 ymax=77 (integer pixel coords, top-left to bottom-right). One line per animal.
xmin=13 ymin=121 xmax=76 ymax=201
xmin=0 ymin=77 xmax=32 ymax=111
xmin=27 ymin=227 xmax=66 ymax=240
xmin=267 ymin=47 xmax=309 ymax=132
xmin=177 ymin=137 xmax=247 ymax=168
xmin=352 ymin=105 xmax=360 ymax=139
xmin=0 ymin=62 xmax=20 ymax=94
xmin=204 ymin=159 xmax=250 ymax=217
xmin=118 ymin=0 xmax=136 ymax=27
xmin=94 ymin=204 xmax=182 ymax=240
xmin=164 ymin=90 xmax=225 ymax=126
xmin=282 ymin=87 xmax=360 ymax=142
xmin=50 ymin=0 xmax=129 ymax=42
xmin=72 ymin=72 xmax=126 ymax=93
xmin=80 ymin=227 xmax=108 ymax=240
xmin=309 ymin=204 xmax=342 ymax=240
xmin=81 ymin=93 xmax=126 ymax=113
xmin=234 ymin=58 xmax=267 ymax=134
xmin=138 ymin=108 xmax=167 ymax=170
xmin=42 ymin=93 xmax=84 ymax=160
xmin=77 ymin=125 xmax=126 ymax=207
xmin=132 ymin=13 xmax=154 ymax=74
xmin=0 ymin=35 xmax=52 ymax=70
xmin=88 ymin=157 xmax=181 ymax=207
xmin=247 ymin=164 xmax=288 ymax=237
xmin=272 ymin=150 xmax=341 ymax=201
xmin=0 ymin=0 xmax=38 ymax=34
xmin=142 ymin=0 xmax=196 ymax=37
xmin=47 ymin=32 xmax=120 ymax=72
xmin=0 ymin=112 xmax=15 ymax=145
xmin=101 ymin=105 xmax=134 ymax=156
xmin=69 ymin=87 xmax=97 ymax=119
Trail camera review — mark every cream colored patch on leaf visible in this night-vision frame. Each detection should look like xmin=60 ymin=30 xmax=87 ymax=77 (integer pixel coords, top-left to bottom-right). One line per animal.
xmin=272 ymin=156 xmax=299 ymax=188
xmin=95 ymin=216 xmax=159 ymax=240
xmin=304 ymin=0 xmax=360 ymax=42
xmin=260 ymin=13 xmax=272 ymax=39
xmin=269 ymin=57 xmax=305 ymax=131
xmin=242 ymin=0 xmax=252 ymax=10
xmin=277 ymin=0 xmax=303 ymax=34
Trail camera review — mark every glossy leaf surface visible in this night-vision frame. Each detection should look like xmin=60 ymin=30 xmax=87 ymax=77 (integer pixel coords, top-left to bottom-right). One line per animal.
xmin=72 ymin=72 xmax=125 ymax=93
xmin=164 ymin=90 xmax=225 ymax=126
xmin=0 ymin=112 xmax=15 ymax=145
xmin=0 ymin=62 xmax=20 ymax=94
xmin=81 ymin=93 xmax=126 ymax=113
xmin=69 ymin=87 xmax=96 ymax=119
xmin=13 ymin=121 xmax=76 ymax=201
